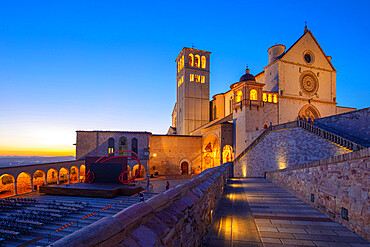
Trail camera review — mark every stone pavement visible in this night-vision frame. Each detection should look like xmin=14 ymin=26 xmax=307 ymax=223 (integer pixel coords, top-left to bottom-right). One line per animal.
xmin=206 ymin=178 xmax=369 ymax=246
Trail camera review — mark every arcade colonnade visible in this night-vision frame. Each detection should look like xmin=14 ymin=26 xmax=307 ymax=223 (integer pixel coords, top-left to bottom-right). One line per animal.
xmin=0 ymin=160 xmax=85 ymax=198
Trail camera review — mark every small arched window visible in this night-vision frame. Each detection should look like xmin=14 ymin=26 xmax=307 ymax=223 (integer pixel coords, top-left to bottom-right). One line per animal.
xmin=119 ymin=137 xmax=127 ymax=155
xmin=236 ymin=91 xmax=242 ymax=103
xmin=189 ymin=54 xmax=194 ymax=67
xmin=213 ymin=106 xmax=217 ymax=120
xmin=263 ymin=93 xmax=267 ymax=102
xmin=250 ymin=89 xmax=258 ymax=100
xmin=273 ymin=94 xmax=278 ymax=103
xmin=132 ymin=138 xmax=138 ymax=155
xmin=108 ymin=138 xmax=115 ymax=154
xmin=195 ymin=55 xmax=200 ymax=67
xmin=201 ymin=56 xmax=206 ymax=68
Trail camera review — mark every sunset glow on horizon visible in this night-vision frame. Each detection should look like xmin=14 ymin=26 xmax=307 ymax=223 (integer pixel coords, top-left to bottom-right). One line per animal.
xmin=0 ymin=1 xmax=369 ymax=157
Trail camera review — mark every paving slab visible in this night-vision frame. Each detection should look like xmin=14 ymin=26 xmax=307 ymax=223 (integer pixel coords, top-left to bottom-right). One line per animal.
xmin=206 ymin=177 xmax=369 ymax=246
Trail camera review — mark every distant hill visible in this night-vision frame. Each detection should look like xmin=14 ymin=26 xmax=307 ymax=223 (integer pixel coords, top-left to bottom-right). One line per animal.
xmin=0 ymin=156 xmax=75 ymax=167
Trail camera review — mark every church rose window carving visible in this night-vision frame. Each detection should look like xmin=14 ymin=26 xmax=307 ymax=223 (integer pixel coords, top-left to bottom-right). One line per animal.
xmin=300 ymin=71 xmax=319 ymax=96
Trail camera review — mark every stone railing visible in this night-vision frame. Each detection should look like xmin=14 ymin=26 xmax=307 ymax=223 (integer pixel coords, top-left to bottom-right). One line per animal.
xmin=298 ymin=120 xmax=365 ymax=151
xmin=50 ymin=162 xmax=233 ymax=247
xmin=235 ymin=120 xmax=365 ymax=164
xmin=266 ymin=148 xmax=370 ymax=241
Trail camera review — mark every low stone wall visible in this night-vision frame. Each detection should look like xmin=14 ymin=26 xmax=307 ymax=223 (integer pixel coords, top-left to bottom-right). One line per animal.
xmin=266 ymin=148 xmax=369 ymax=240
xmin=50 ymin=163 xmax=232 ymax=247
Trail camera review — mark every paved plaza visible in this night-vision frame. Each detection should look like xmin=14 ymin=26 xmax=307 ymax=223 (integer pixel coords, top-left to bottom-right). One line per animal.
xmin=206 ymin=178 xmax=368 ymax=247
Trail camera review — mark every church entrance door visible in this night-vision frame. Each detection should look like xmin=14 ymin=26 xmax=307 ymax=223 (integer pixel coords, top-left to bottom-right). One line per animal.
xmin=181 ymin=162 xmax=188 ymax=174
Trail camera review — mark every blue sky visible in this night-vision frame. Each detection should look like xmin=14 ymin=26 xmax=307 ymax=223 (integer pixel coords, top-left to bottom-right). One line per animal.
xmin=0 ymin=0 xmax=369 ymax=156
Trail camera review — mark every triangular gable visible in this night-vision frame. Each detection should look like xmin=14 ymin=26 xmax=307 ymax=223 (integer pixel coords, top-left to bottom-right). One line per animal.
xmin=280 ymin=30 xmax=335 ymax=71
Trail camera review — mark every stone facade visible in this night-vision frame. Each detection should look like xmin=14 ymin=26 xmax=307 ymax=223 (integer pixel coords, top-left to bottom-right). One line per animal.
xmin=76 ymin=131 xmax=151 ymax=175
xmin=235 ymin=127 xmax=350 ymax=177
xmin=234 ymin=102 xmax=278 ymax=157
xmin=51 ymin=163 xmax=232 ymax=247
xmin=266 ymin=148 xmax=370 ymax=241
xmin=149 ymin=135 xmax=202 ymax=176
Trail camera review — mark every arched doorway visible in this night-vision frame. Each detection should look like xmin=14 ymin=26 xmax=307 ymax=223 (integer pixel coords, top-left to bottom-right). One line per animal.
xmin=203 ymin=133 xmax=220 ymax=171
xmin=47 ymin=169 xmax=58 ymax=184
xmin=299 ymin=104 xmax=320 ymax=121
xmin=17 ymin=172 xmax=32 ymax=195
xmin=59 ymin=167 xmax=69 ymax=184
xmin=80 ymin=165 xmax=86 ymax=182
xmin=222 ymin=145 xmax=233 ymax=163
xmin=33 ymin=170 xmax=46 ymax=190
xmin=181 ymin=162 xmax=189 ymax=174
xmin=0 ymin=174 xmax=15 ymax=198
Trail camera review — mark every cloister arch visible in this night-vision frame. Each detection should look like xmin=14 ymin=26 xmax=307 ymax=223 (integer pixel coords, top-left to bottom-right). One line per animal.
xmin=132 ymin=164 xmax=145 ymax=178
xmin=80 ymin=165 xmax=86 ymax=182
xmin=47 ymin=169 xmax=58 ymax=184
xmin=222 ymin=145 xmax=233 ymax=163
xmin=17 ymin=172 xmax=32 ymax=195
xmin=0 ymin=174 xmax=15 ymax=198
xmin=70 ymin=166 xmax=79 ymax=183
xmin=203 ymin=133 xmax=221 ymax=171
xmin=59 ymin=167 xmax=69 ymax=184
xmin=33 ymin=170 xmax=46 ymax=190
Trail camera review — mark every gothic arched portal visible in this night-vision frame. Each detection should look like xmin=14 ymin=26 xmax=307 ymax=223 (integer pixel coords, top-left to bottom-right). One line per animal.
xmin=299 ymin=104 xmax=321 ymax=121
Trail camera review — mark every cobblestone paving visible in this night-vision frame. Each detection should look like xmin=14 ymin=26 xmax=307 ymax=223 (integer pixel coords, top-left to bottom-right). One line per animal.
xmin=207 ymin=178 xmax=369 ymax=247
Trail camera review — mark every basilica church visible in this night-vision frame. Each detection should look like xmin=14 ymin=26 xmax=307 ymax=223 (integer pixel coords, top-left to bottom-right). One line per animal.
xmin=76 ymin=27 xmax=365 ymax=178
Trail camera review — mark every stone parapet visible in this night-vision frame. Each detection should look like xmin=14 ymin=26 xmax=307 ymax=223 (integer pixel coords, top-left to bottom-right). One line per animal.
xmin=266 ymin=148 xmax=369 ymax=240
xmin=50 ymin=162 xmax=232 ymax=247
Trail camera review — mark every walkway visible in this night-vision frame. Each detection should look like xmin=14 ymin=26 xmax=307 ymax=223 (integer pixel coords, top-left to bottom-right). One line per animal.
xmin=206 ymin=178 xmax=368 ymax=247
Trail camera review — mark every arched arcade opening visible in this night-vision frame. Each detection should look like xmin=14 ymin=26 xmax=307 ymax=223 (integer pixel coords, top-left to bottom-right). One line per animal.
xmin=59 ymin=168 xmax=69 ymax=184
xmin=80 ymin=165 xmax=86 ymax=182
xmin=0 ymin=174 xmax=15 ymax=198
xmin=17 ymin=172 xmax=32 ymax=195
xmin=33 ymin=170 xmax=46 ymax=190
xmin=70 ymin=166 xmax=79 ymax=183
xmin=47 ymin=169 xmax=58 ymax=184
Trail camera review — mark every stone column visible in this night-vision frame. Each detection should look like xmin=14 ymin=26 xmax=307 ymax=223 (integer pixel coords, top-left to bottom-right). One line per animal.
xmin=14 ymin=180 xmax=17 ymax=196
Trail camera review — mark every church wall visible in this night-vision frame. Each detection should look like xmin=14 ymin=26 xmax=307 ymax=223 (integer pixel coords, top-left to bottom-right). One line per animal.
xmin=214 ymin=94 xmax=225 ymax=120
xmin=278 ymin=61 xmax=336 ymax=102
xmin=149 ymin=135 xmax=202 ymax=176
xmin=234 ymin=127 xmax=350 ymax=177
xmin=264 ymin=61 xmax=279 ymax=92
xmin=76 ymin=132 xmax=98 ymax=160
xmin=282 ymin=32 xmax=334 ymax=71
xmin=278 ymin=98 xmax=336 ymax=123
xmin=234 ymin=103 xmax=278 ymax=157
xmin=76 ymin=131 xmax=150 ymax=172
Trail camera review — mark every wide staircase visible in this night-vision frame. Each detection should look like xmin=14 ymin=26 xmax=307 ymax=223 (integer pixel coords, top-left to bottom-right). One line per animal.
xmin=235 ymin=119 xmax=367 ymax=163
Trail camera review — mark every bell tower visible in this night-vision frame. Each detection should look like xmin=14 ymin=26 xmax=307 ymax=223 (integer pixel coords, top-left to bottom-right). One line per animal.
xmin=175 ymin=48 xmax=211 ymax=135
